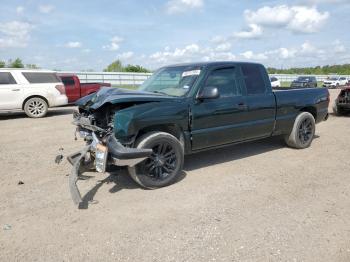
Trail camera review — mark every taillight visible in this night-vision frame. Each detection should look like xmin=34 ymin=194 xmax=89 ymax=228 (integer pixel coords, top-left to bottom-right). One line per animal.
xmin=55 ymin=84 xmax=66 ymax=95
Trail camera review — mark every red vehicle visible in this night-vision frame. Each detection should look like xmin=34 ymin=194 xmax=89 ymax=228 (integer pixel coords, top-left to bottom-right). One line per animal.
xmin=58 ymin=74 xmax=111 ymax=103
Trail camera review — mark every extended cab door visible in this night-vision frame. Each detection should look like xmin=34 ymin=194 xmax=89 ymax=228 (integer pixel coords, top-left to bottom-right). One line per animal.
xmin=191 ymin=66 xmax=249 ymax=150
xmin=0 ymin=72 xmax=23 ymax=110
xmin=61 ymin=76 xmax=79 ymax=103
xmin=239 ymin=63 xmax=276 ymax=140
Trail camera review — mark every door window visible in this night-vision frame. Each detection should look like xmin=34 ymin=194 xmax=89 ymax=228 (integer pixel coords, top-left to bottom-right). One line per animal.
xmin=0 ymin=72 xmax=17 ymax=85
xmin=22 ymin=72 xmax=61 ymax=83
xmin=204 ymin=67 xmax=240 ymax=97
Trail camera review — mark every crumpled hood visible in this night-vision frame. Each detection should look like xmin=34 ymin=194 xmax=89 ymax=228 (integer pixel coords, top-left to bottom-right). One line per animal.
xmin=76 ymin=87 xmax=178 ymax=110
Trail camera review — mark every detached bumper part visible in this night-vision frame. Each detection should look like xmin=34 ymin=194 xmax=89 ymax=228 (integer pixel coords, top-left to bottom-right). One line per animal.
xmin=67 ymin=145 xmax=91 ymax=205
xmin=67 ymin=135 xmax=152 ymax=206
xmin=106 ymin=135 xmax=153 ymax=167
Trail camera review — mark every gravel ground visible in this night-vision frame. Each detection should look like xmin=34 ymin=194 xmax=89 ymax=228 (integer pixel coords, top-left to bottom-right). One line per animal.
xmin=0 ymin=89 xmax=349 ymax=262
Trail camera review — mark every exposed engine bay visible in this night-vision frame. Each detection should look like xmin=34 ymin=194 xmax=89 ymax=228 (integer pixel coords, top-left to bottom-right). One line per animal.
xmin=338 ymin=89 xmax=350 ymax=105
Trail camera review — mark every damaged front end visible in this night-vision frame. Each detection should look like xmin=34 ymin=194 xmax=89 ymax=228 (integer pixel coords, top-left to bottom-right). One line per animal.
xmin=337 ymin=88 xmax=350 ymax=108
xmin=67 ymin=111 xmax=152 ymax=205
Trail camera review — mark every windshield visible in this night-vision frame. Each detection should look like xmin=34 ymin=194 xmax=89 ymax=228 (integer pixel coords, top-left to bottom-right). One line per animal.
xmin=139 ymin=66 xmax=201 ymax=97
xmin=329 ymin=77 xmax=339 ymax=80
xmin=297 ymin=77 xmax=310 ymax=81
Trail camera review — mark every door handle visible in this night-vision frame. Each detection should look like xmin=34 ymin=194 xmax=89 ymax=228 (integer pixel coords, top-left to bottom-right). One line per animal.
xmin=12 ymin=89 xmax=20 ymax=91
xmin=237 ymin=102 xmax=248 ymax=110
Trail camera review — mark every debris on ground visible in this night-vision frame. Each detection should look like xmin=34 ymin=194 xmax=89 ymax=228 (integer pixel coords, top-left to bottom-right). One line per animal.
xmin=55 ymin=147 xmax=64 ymax=164
xmin=3 ymin=224 xmax=12 ymax=230
xmin=18 ymin=181 xmax=24 ymax=185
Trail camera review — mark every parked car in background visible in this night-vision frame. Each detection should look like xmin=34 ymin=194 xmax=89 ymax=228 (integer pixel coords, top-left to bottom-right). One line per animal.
xmin=0 ymin=69 xmax=67 ymax=118
xmin=323 ymin=76 xmax=347 ymax=88
xmin=270 ymin=76 xmax=281 ymax=88
xmin=333 ymin=86 xmax=350 ymax=115
xmin=58 ymin=74 xmax=111 ymax=103
xmin=68 ymin=61 xmax=329 ymax=205
xmin=290 ymin=76 xmax=318 ymax=88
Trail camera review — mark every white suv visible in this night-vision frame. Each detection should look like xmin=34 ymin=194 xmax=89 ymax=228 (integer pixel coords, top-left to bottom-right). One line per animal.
xmin=0 ymin=69 xmax=68 ymax=118
xmin=323 ymin=76 xmax=348 ymax=89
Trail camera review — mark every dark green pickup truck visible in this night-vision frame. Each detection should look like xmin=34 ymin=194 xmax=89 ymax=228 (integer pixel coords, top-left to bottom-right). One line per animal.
xmin=68 ymin=62 xmax=329 ymax=205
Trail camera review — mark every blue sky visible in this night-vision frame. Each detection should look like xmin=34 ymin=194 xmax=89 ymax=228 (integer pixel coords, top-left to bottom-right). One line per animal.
xmin=0 ymin=0 xmax=350 ymax=71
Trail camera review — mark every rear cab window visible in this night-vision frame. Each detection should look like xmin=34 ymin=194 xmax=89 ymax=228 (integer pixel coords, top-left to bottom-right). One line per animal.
xmin=241 ymin=64 xmax=269 ymax=95
xmin=22 ymin=72 xmax=61 ymax=84
xmin=0 ymin=72 xmax=17 ymax=85
xmin=60 ymin=76 xmax=75 ymax=86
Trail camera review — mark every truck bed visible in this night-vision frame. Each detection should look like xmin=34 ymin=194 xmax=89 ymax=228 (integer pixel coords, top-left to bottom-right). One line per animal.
xmin=272 ymin=87 xmax=329 ymax=135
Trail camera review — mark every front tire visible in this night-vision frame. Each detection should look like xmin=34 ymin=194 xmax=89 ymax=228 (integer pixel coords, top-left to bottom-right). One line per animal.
xmin=24 ymin=97 xmax=48 ymax=118
xmin=128 ymin=132 xmax=184 ymax=189
xmin=333 ymin=104 xmax=345 ymax=116
xmin=284 ymin=112 xmax=315 ymax=149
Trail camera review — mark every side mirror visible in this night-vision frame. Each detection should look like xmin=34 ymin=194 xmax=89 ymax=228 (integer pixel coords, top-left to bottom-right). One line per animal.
xmin=197 ymin=86 xmax=220 ymax=100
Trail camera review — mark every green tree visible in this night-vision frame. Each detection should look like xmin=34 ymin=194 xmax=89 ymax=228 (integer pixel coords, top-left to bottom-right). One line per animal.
xmin=26 ymin=64 xmax=40 ymax=69
xmin=268 ymin=64 xmax=350 ymax=75
xmin=104 ymin=60 xmax=151 ymax=73
xmin=123 ymin=64 xmax=150 ymax=73
xmin=104 ymin=60 xmax=124 ymax=72
xmin=0 ymin=60 xmax=5 ymax=68
xmin=9 ymin=58 xmax=24 ymax=68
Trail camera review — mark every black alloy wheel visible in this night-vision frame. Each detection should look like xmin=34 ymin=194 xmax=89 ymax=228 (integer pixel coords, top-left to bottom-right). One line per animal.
xmin=298 ymin=118 xmax=313 ymax=145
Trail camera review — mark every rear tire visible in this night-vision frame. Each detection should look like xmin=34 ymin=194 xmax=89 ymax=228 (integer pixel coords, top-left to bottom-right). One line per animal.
xmin=24 ymin=97 xmax=48 ymax=118
xmin=128 ymin=132 xmax=184 ymax=189
xmin=284 ymin=112 xmax=315 ymax=149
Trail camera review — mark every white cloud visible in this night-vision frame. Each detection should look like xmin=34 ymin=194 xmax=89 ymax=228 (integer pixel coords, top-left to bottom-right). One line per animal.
xmin=274 ymin=48 xmax=297 ymax=59
xmin=215 ymin=42 xmax=232 ymax=52
xmin=65 ymin=41 xmax=82 ymax=48
xmin=166 ymin=0 xmax=203 ymax=14
xmin=117 ymin=51 xmax=134 ymax=60
xmin=149 ymin=43 xmax=236 ymax=66
xmin=248 ymin=40 xmax=350 ymax=67
xmin=82 ymin=48 xmax=91 ymax=53
xmin=150 ymin=44 xmax=203 ymax=63
xmin=202 ymin=52 xmax=236 ymax=61
xmin=0 ymin=21 xmax=33 ymax=48
xmin=240 ymin=50 xmax=267 ymax=60
xmin=287 ymin=6 xmax=329 ymax=33
xmin=211 ymin=35 xmax=227 ymax=44
xmin=299 ymin=41 xmax=322 ymax=55
xmin=103 ymin=36 xmax=123 ymax=51
xmin=234 ymin=24 xmax=263 ymax=39
xmin=303 ymin=0 xmax=348 ymax=4
xmin=244 ymin=5 xmax=329 ymax=33
xmin=38 ymin=5 xmax=55 ymax=14
xmin=245 ymin=6 xmax=293 ymax=27
xmin=333 ymin=40 xmax=346 ymax=53
xmin=16 ymin=6 xmax=24 ymax=14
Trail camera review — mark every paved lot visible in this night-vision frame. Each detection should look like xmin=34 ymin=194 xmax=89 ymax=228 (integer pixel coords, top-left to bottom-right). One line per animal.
xmin=0 ymin=89 xmax=349 ymax=262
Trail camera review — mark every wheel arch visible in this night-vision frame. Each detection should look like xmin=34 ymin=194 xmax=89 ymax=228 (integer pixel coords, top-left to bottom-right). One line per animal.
xmin=22 ymin=95 xmax=49 ymax=109
xmin=300 ymin=106 xmax=317 ymax=121
xmin=135 ymin=124 xmax=185 ymax=149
